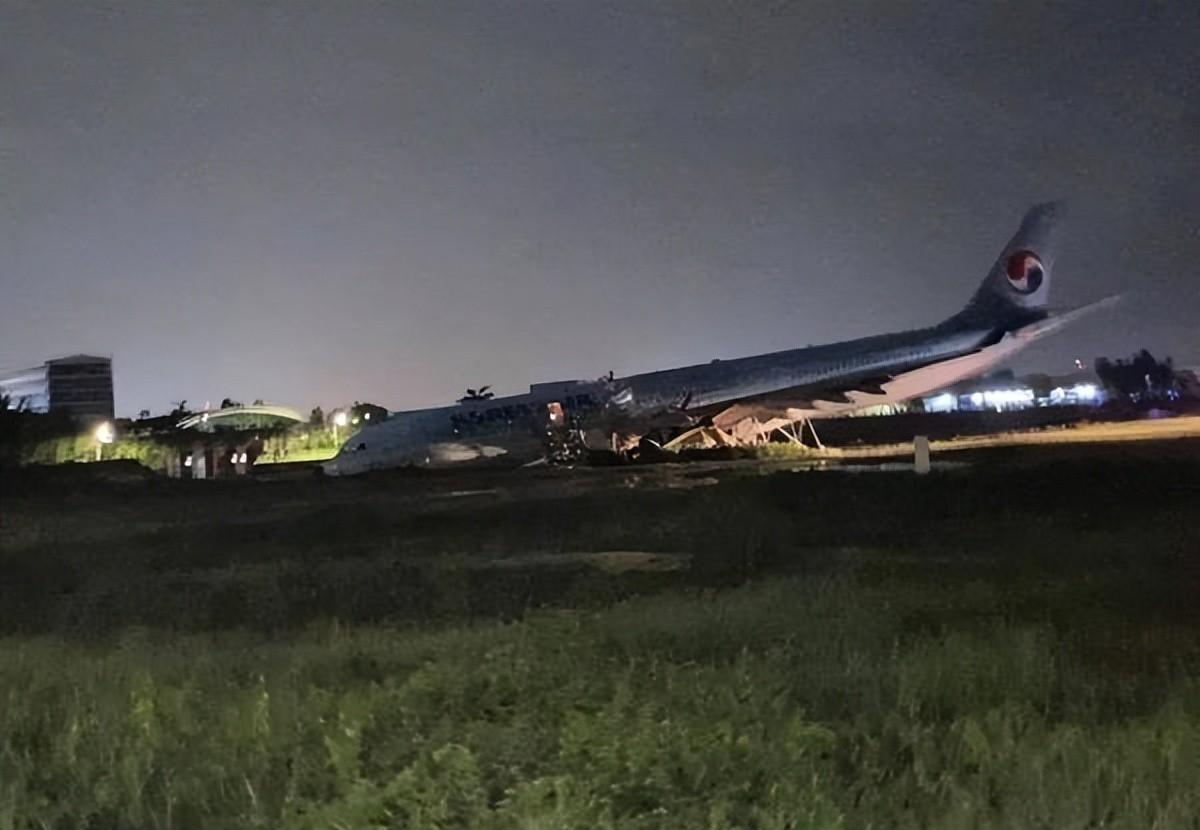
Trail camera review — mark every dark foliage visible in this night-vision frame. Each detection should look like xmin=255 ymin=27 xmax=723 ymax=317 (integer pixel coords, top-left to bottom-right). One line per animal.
xmin=1095 ymin=350 xmax=1179 ymax=402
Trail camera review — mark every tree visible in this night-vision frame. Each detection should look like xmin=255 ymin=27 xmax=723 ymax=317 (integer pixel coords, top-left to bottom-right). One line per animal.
xmin=0 ymin=404 xmax=77 ymax=463
xmin=458 ymin=386 xmax=494 ymax=403
xmin=1095 ymin=350 xmax=1179 ymax=402
xmin=220 ymin=398 xmax=242 ymax=409
xmin=310 ymin=406 xmax=325 ymax=426
xmin=1024 ymin=373 xmax=1054 ymax=399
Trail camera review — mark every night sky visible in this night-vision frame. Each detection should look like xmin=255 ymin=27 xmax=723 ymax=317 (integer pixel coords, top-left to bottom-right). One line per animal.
xmin=4 ymin=1 xmax=1198 ymax=416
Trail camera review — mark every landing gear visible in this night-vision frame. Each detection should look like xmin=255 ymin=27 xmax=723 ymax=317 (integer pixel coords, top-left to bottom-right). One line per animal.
xmin=629 ymin=431 xmax=673 ymax=463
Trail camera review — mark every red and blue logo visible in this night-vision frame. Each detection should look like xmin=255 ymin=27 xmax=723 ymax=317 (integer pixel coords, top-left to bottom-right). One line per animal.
xmin=1005 ymin=250 xmax=1044 ymax=294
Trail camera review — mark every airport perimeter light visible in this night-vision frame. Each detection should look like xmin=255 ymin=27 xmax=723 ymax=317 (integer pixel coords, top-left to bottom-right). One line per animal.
xmin=332 ymin=409 xmax=348 ymax=444
xmin=94 ymin=421 xmax=114 ymax=461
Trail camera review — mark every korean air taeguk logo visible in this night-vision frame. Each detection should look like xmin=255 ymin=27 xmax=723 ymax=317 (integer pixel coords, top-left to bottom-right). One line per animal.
xmin=1005 ymin=250 xmax=1044 ymax=294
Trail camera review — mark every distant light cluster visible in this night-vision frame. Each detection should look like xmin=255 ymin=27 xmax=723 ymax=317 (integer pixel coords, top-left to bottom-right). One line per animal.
xmin=924 ymin=383 xmax=1103 ymax=414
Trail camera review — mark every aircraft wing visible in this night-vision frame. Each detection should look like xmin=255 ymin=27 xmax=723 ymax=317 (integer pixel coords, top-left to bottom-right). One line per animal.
xmin=708 ymin=296 xmax=1119 ymax=430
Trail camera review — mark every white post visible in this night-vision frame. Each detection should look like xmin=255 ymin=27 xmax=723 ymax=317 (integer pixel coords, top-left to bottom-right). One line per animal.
xmin=914 ymin=435 xmax=930 ymax=474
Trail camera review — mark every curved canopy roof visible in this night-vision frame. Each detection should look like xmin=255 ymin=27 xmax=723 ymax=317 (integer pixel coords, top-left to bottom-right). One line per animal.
xmin=177 ymin=404 xmax=305 ymax=431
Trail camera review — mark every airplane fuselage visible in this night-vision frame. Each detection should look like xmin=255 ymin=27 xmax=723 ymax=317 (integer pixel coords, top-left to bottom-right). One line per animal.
xmin=323 ymin=317 xmax=1029 ymax=474
xmin=324 ymin=201 xmax=1085 ymax=475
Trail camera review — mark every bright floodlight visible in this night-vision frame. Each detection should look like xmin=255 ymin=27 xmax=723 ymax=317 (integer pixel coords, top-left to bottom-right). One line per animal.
xmin=333 ymin=411 xmax=348 ymax=427
xmin=94 ymin=421 xmax=115 ymax=444
xmin=926 ymin=392 xmax=956 ymax=413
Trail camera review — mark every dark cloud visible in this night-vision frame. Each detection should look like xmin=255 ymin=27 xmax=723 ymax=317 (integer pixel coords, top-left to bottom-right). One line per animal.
xmin=2 ymin=0 xmax=1197 ymax=414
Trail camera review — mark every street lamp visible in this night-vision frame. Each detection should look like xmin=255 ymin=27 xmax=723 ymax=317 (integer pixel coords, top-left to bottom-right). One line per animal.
xmin=94 ymin=421 xmax=114 ymax=461
xmin=333 ymin=410 xmax=348 ymax=444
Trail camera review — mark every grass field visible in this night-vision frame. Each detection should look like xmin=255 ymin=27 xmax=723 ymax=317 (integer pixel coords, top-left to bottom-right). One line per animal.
xmin=2 ymin=440 xmax=1199 ymax=828
xmin=253 ymin=445 xmax=338 ymax=465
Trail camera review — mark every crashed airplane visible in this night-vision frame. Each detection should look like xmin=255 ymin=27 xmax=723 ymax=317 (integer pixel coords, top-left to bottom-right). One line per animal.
xmin=324 ymin=201 xmax=1112 ymax=475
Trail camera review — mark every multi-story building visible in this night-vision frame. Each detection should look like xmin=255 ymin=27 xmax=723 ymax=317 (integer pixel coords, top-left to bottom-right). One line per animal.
xmin=0 ymin=355 xmax=114 ymax=422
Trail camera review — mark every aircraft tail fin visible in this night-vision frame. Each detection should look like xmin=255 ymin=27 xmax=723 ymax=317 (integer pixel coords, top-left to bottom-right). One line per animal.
xmin=950 ymin=200 xmax=1066 ymax=328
